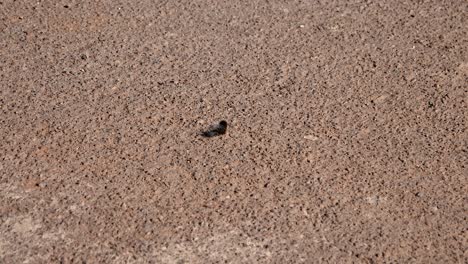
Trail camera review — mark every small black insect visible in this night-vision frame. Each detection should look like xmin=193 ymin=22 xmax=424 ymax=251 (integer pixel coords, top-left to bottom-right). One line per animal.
xmin=201 ymin=120 xmax=228 ymax=137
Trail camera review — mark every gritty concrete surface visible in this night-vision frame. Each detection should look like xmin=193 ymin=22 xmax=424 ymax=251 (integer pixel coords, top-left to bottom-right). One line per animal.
xmin=1 ymin=0 xmax=467 ymax=263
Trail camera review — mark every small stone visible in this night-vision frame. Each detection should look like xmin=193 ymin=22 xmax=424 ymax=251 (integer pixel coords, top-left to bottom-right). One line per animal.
xmin=304 ymin=135 xmax=318 ymax=141
xmin=374 ymin=94 xmax=388 ymax=104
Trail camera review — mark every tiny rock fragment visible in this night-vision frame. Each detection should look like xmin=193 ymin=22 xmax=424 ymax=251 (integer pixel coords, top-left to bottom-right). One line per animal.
xmin=374 ymin=94 xmax=388 ymax=104
xmin=304 ymin=135 xmax=319 ymax=141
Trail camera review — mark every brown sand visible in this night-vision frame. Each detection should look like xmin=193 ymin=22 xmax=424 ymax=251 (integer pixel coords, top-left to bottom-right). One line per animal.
xmin=1 ymin=0 xmax=467 ymax=263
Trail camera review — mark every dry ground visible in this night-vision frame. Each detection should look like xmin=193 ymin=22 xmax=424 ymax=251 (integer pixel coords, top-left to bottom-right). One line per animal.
xmin=1 ymin=0 xmax=467 ymax=263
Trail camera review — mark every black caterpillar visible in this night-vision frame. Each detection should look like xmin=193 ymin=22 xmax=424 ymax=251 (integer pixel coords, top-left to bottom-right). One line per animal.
xmin=201 ymin=120 xmax=227 ymax=137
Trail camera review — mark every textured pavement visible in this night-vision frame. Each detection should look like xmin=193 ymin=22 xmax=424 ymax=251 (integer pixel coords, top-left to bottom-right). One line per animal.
xmin=1 ymin=0 xmax=467 ymax=263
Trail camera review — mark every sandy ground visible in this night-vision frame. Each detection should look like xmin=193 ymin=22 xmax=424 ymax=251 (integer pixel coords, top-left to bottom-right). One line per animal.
xmin=1 ymin=0 xmax=467 ymax=263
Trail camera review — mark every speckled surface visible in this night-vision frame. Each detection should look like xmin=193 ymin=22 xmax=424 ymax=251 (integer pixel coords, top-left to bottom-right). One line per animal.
xmin=1 ymin=0 xmax=467 ymax=263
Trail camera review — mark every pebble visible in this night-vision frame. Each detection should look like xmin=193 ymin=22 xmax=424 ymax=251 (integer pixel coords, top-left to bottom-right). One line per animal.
xmin=304 ymin=135 xmax=318 ymax=141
